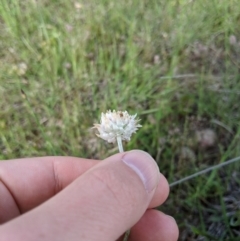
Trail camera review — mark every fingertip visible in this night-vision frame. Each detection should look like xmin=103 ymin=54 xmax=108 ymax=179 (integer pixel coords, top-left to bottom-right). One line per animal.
xmin=130 ymin=209 xmax=179 ymax=241
xmin=160 ymin=213 xmax=179 ymax=241
xmin=148 ymin=173 xmax=170 ymax=208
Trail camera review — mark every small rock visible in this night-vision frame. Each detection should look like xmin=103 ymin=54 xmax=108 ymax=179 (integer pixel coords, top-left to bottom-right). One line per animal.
xmin=65 ymin=24 xmax=73 ymax=32
xmin=196 ymin=129 xmax=217 ymax=148
xmin=179 ymin=146 xmax=196 ymax=162
xmin=229 ymin=35 xmax=237 ymax=45
xmin=153 ymin=55 xmax=160 ymax=64
xmin=74 ymin=2 xmax=82 ymax=9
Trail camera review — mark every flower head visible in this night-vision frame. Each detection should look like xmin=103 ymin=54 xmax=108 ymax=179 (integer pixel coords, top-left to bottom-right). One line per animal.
xmin=93 ymin=110 xmax=141 ymax=143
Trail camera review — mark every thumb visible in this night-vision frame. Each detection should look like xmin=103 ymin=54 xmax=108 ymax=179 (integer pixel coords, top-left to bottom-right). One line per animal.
xmin=85 ymin=149 xmax=161 ymax=240
xmin=0 ymin=150 xmax=160 ymax=241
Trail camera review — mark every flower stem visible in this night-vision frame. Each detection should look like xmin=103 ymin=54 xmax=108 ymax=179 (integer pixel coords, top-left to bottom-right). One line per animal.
xmin=123 ymin=229 xmax=130 ymax=241
xmin=117 ymin=136 xmax=124 ymax=153
xmin=116 ymin=136 xmax=129 ymax=241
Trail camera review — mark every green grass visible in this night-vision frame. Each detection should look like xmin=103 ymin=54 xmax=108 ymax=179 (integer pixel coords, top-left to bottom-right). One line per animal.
xmin=1 ymin=0 xmax=240 ymax=239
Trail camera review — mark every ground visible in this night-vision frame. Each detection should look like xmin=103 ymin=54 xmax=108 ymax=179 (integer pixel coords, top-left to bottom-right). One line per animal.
xmin=0 ymin=0 xmax=240 ymax=240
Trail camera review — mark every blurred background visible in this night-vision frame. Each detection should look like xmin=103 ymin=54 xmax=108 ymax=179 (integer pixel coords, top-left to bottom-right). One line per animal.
xmin=0 ymin=0 xmax=240 ymax=240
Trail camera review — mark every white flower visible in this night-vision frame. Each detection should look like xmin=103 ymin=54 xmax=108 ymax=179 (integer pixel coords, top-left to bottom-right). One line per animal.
xmin=93 ymin=110 xmax=141 ymax=143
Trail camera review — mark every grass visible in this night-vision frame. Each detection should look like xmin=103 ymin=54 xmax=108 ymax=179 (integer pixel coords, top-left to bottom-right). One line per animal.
xmin=1 ymin=0 xmax=240 ymax=239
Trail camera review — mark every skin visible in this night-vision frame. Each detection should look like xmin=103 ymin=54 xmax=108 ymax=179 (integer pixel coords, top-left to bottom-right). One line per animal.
xmin=0 ymin=150 xmax=179 ymax=241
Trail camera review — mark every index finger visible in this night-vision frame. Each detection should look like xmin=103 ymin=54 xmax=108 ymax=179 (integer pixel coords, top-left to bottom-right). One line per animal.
xmin=0 ymin=156 xmax=98 ymax=217
xmin=0 ymin=154 xmax=169 ymax=223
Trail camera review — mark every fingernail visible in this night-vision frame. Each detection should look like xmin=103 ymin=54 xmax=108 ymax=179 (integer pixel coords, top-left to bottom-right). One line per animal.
xmin=122 ymin=150 xmax=160 ymax=193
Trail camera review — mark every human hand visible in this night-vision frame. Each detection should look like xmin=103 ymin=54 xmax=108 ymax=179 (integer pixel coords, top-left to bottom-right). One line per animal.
xmin=0 ymin=150 xmax=178 ymax=241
